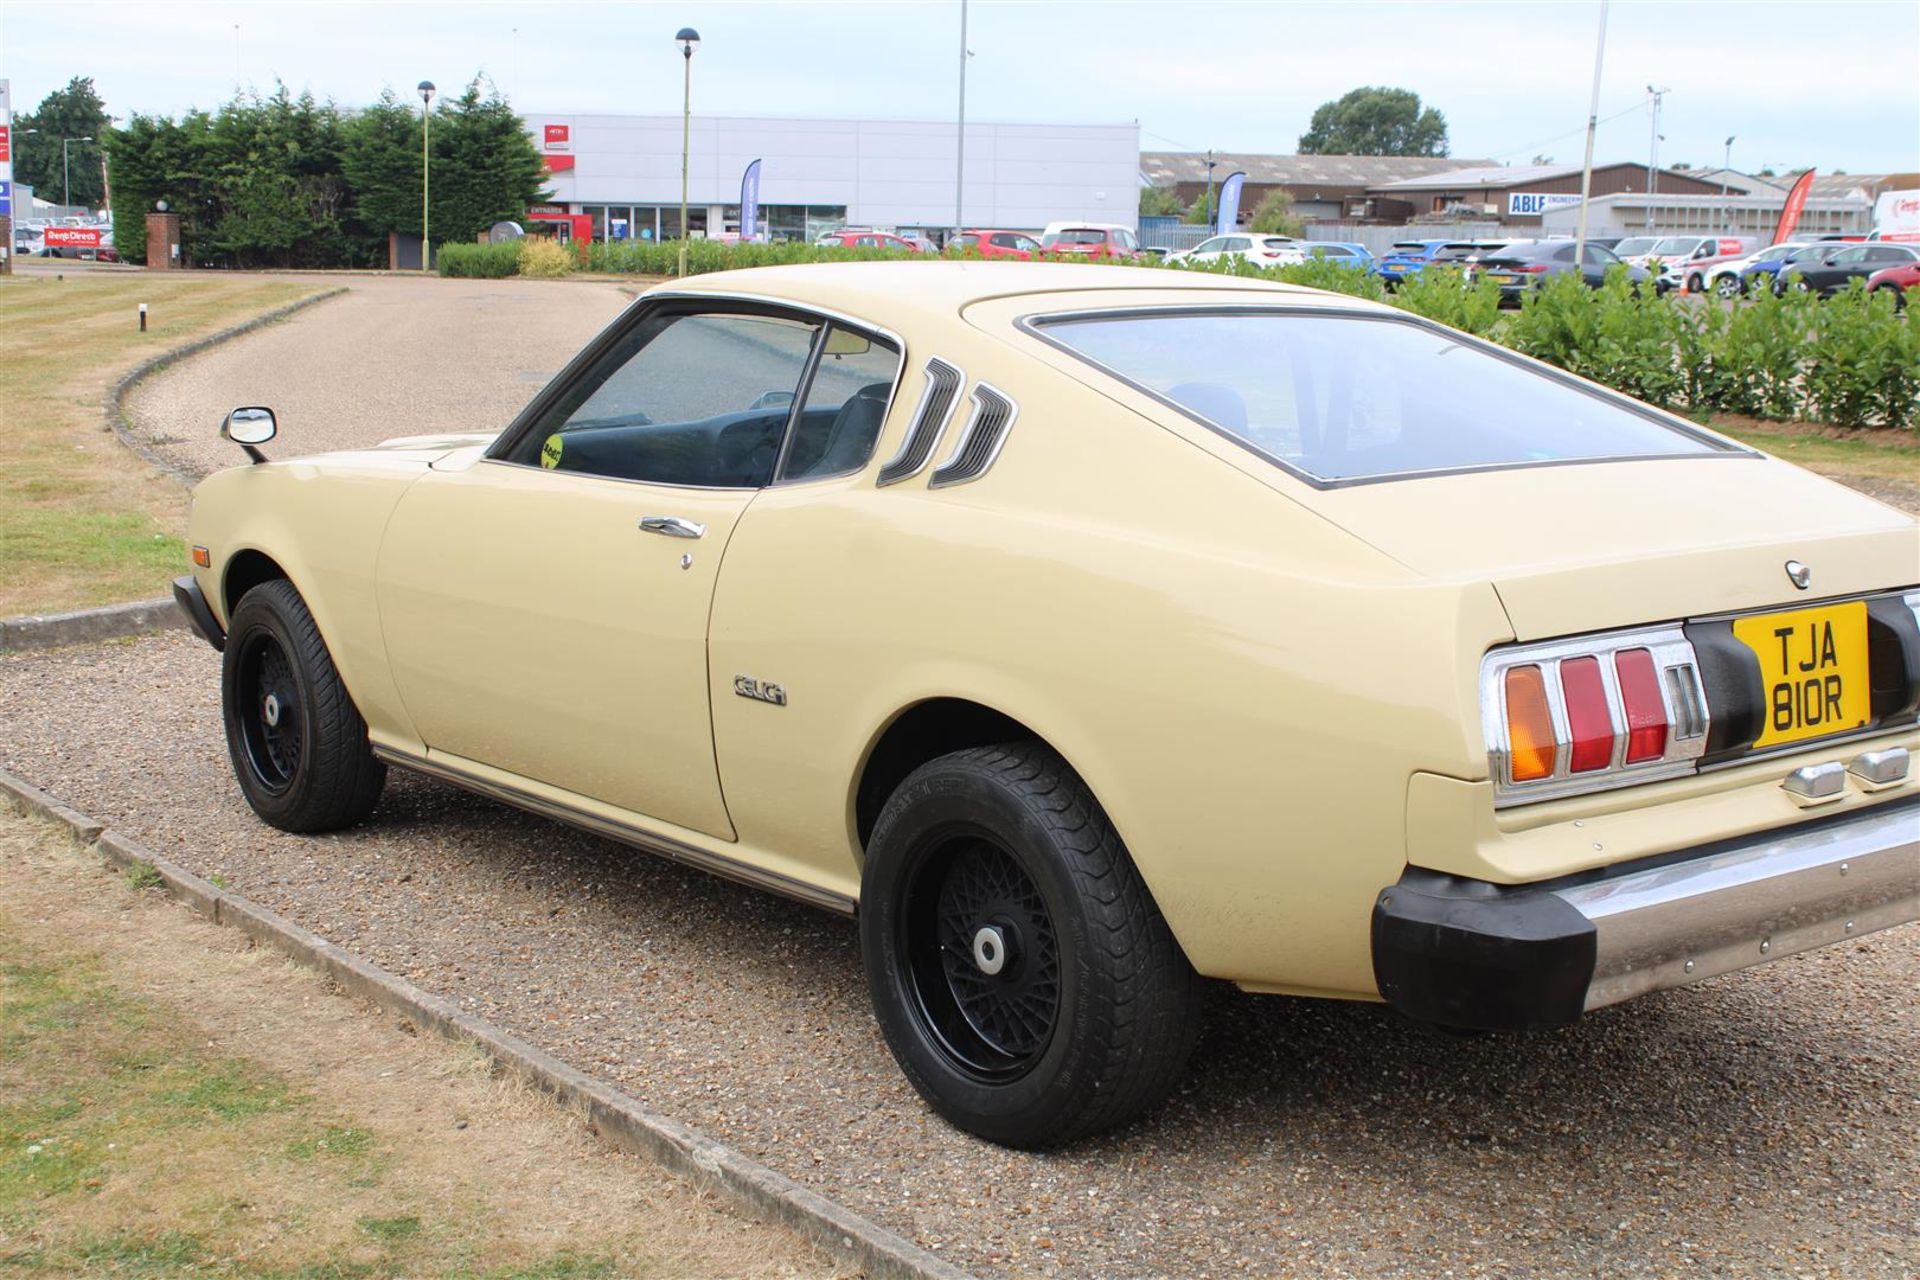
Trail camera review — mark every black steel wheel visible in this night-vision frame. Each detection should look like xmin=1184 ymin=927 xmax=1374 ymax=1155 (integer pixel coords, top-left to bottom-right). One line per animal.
xmin=861 ymin=743 xmax=1202 ymax=1149
xmin=905 ymin=832 xmax=1061 ymax=1082
xmin=221 ymin=579 xmax=385 ymax=833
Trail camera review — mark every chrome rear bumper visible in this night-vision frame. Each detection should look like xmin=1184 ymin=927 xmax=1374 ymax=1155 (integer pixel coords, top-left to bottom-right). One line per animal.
xmin=1371 ymin=798 xmax=1919 ymax=1030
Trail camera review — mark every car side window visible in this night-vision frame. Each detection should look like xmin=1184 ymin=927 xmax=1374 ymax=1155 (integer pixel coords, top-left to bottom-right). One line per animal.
xmin=1013 ymin=235 xmax=1041 ymax=252
xmin=507 ymin=310 xmax=822 ymax=488
xmin=776 ymin=326 xmax=903 ymax=483
xmin=1195 ymin=238 xmax=1224 ymax=254
xmin=1583 ymin=245 xmax=1619 ymax=266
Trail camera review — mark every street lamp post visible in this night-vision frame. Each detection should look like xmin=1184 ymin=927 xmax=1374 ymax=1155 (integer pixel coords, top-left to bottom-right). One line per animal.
xmin=676 ymin=28 xmax=700 ymax=278
xmin=417 ymin=82 xmax=435 ymax=271
xmin=1204 ymin=150 xmax=1217 ymax=229
xmin=1719 ymin=135 xmax=1735 ymax=233
xmin=1644 ymin=84 xmax=1668 ymax=231
xmin=23 ymin=132 xmax=95 ymax=210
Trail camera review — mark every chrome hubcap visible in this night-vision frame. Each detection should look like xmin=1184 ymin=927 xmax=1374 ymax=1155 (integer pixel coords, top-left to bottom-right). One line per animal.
xmin=262 ymin=693 xmax=282 ymax=727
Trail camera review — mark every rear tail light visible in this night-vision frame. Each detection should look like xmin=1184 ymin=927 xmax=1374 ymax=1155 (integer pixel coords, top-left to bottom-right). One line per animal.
xmin=1513 ymin=263 xmax=1550 ymax=274
xmin=1483 ymin=625 xmax=1709 ymax=806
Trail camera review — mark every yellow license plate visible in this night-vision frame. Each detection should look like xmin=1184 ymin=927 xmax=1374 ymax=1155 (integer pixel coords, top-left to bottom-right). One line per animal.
xmin=1731 ymin=602 xmax=1871 ymax=749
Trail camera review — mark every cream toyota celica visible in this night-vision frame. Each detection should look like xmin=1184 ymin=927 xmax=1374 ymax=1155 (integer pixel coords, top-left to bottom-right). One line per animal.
xmin=174 ymin=262 xmax=1920 ymax=1149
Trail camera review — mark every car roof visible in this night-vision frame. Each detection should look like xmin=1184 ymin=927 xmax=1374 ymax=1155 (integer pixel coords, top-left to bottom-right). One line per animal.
xmin=657 ymin=261 xmax=1377 ymax=322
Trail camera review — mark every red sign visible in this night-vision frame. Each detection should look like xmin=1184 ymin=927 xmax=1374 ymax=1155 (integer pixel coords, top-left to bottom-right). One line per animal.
xmin=543 ymin=123 xmax=570 ymax=151
xmin=45 ymin=226 xmax=104 ymax=248
xmin=543 ymin=154 xmax=575 ymax=174
xmin=1771 ymin=169 xmax=1816 ymax=246
xmin=0 ymin=125 xmax=10 ymax=164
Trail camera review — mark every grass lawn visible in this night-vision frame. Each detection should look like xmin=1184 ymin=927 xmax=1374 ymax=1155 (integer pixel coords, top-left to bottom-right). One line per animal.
xmin=1708 ymin=415 xmax=1920 ymax=513
xmin=0 ymin=268 xmax=322 ymax=617
xmin=0 ymin=810 xmax=836 ymax=1278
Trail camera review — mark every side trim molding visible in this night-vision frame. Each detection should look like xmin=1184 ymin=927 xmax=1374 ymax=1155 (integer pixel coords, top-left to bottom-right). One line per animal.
xmin=373 ymin=746 xmax=856 ymax=916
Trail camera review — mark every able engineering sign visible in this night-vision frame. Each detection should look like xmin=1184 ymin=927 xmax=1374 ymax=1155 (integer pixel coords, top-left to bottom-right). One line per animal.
xmin=1508 ymin=192 xmax=1584 ymax=217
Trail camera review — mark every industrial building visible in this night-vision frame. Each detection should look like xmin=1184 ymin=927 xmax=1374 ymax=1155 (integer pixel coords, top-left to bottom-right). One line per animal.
xmin=519 ymin=111 xmax=1140 ymax=242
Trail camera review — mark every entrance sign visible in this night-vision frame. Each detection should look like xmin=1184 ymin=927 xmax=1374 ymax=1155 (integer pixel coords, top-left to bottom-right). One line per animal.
xmin=1509 ymin=192 xmax=1583 ymax=216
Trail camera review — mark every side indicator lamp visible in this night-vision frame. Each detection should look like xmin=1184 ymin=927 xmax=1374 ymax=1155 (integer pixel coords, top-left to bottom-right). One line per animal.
xmin=191 ymin=546 xmax=211 ymax=568
xmin=1505 ymin=665 xmax=1556 ymax=782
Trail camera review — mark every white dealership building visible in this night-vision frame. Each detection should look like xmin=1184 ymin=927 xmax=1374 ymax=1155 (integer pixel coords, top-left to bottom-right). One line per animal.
xmin=518 ymin=111 xmax=1140 ymax=242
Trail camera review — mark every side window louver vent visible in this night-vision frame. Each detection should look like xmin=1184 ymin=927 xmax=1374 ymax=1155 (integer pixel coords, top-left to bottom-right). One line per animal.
xmin=928 ymin=383 xmax=1018 ymax=489
xmin=877 ymin=357 xmax=963 ymax=486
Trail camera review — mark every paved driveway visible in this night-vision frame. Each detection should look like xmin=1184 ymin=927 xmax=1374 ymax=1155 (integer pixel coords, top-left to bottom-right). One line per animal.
xmin=126 ymin=274 xmax=631 ymax=479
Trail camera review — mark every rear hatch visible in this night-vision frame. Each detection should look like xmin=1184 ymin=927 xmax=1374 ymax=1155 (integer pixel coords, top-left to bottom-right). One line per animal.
xmin=1316 ymin=455 xmax=1917 ymax=639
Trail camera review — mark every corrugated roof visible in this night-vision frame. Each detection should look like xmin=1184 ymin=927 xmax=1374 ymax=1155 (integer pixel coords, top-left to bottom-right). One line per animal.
xmin=1139 ymin=152 xmax=1489 ymax=189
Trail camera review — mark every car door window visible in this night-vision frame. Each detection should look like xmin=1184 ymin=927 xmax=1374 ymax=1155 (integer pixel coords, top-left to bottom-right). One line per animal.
xmin=1194 ymin=238 xmax=1225 ymax=255
xmin=508 ymin=310 xmax=822 ymax=488
xmin=776 ymin=326 xmax=903 ymax=483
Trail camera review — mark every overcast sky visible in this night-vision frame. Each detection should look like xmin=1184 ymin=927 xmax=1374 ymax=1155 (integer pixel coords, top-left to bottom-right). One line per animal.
xmin=3 ymin=0 xmax=1916 ymax=175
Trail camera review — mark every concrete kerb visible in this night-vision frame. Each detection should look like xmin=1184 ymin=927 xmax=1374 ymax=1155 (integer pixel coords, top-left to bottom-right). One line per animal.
xmin=0 ymin=767 xmax=974 ymax=1280
xmin=0 ymin=597 xmax=183 ymax=653
xmin=105 ymin=286 xmax=350 ymax=489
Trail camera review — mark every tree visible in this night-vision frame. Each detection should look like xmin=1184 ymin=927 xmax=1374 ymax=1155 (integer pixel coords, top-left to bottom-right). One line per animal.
xmin=14 ymin=76 xmax=112 ymax=207
xmin=1138 ymin=184 xmax=1185 ymax=218
xmin=1181 ymin=194 xmax=1213 ymax=225
xmin=429 ymin=78 xmax=550 ymax=246
xmin=1249 ymin=190 xmax=1303 ymax=237
xmin=1297 ymin=87 xmax=1448 ymax=157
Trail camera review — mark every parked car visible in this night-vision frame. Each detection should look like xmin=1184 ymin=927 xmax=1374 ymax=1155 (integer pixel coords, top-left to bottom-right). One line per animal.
xmin=1704 ymin=243 xmax=1819 ymax=298
xmin=1168 ymin=233 xmax=1299 ymax=267
xmin=1866 ymin=259 xmax=1920 ymax=306
xmin=1429 ymin=241 xmax=1508 ymax=270
xmin=1373 ymin=239 xmax=1453 ymax=286
xmin=174 ymin=262 xmax=1920 ymax=1150
xmin=1740 ymin=242 xmax=1849 ymax=292
xmin=1778 ymin=242 xmax=1920 ymax=296
xmin=1608 ymin=236 xmax=1662 ymax=265
xmin=816 ymin=230 xmax=925 ymax=253
xmin=1472 ymin=239 xmax=1650 ymax=301
xmin=1646 ymin=236 xmax=1755 ymax=294
xmin=951 ymin=229 xmax=1043 ymax=260
xmin=1287 ymin=241 xmax=1375 ymax=270
xmin=1037 ymin=222 xmax=1141 ymax=260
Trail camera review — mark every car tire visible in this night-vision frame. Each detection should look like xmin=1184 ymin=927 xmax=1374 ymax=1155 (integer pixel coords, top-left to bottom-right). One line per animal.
xmin=221 ymin=579 xmax=385 ymax=833
xmin=1686 ymin=272 xmax=1704 ymax=294
xmin=860 ymin=742 xmax=1202 ymax=1149
xmin=1715 ymin=274 xmax=1742 ymax=300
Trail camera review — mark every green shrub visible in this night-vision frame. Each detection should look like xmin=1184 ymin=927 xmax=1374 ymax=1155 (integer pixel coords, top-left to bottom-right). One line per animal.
xmin=583 ymin=238 xmax=918 ymax=276
xmin=436 ymin=241 xmax=521 ymax=278
xmin=1503 ymin=271 xmax=1599 ymax=375
xmin=1270 ymin=257 xmax=1388 ymax=301
xmin=1800 ymin=282 xmax=1917 ymax=428
xmin=518 ymin=236 xmax=577 ymax=279
xmin=1387 ymin=266 xmax=1503 ymax=336
xmin=1584 ymin=272 xmax=1687 ymax=409
xmin=1711 ymin=284 xmax=1815 ymax=420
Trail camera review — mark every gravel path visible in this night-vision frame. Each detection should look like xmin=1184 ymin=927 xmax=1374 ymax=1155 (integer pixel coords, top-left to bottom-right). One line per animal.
xmin=3 ymin=632 xmax=1915 ymax=1278
xmin=125 ymin=274 xmax=630 ymax=480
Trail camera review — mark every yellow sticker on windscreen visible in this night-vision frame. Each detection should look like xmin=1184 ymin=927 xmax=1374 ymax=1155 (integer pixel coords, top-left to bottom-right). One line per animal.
xmin=1730 ymin=602 xmax=1870 ymax=749
xmin=540 ymin=434 xmax=563 ymax=469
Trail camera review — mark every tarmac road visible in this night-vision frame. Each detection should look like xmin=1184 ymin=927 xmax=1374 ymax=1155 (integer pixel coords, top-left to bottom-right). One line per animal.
xmin=125 ymin=273 xmax=632 ymax=479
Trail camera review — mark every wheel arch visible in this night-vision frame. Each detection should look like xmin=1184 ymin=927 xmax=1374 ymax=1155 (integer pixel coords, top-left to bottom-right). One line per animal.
xmin=222 ymin=547 xmax=293 ymax=618
xmin=853 ymin=697 xmax=1039 ymax=851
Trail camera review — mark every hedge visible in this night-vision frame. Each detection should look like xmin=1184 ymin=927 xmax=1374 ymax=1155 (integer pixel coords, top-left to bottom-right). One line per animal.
xmin=441 ymin=239 xmax=1918 ymax=430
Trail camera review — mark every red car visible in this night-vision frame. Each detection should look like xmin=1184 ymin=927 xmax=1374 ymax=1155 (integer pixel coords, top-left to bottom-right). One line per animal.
xmin=816 ymin=230 xmax=925 ymax=253
xmin=951 ymin=228 xmax=1043 ymax=260
xmin=1867 ymin=258 xmax=1920 ymax=306
xmin=1037 ymin=222 xmax=1141 ymax=260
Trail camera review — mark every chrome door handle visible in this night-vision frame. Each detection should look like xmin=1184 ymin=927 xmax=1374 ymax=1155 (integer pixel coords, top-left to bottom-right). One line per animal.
xmin=639 ymin=515 xmax=706 ymax=539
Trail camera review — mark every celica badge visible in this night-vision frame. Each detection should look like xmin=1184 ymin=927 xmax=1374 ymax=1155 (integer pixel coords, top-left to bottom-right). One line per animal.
xmin=1784 ymin=560 xmax=1812 ymax=591
xmin=734 ymin=676 xmax=787 ymax=706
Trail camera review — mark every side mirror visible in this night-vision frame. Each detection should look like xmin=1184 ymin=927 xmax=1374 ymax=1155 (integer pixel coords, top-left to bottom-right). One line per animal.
xmin=221 ymin=406 xmax=276 ymax=464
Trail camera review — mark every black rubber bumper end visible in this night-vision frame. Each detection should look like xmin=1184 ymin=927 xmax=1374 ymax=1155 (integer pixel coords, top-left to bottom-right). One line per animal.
xmin=172 ymin=575 xmax=225 ymax=652
xmin=1371 ymin=871 xmax=1598 ymax=1032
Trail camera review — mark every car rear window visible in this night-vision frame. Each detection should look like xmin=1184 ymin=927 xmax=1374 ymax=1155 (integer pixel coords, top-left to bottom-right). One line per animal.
xmin=1032 ymin=310 xmax=1736 ymax=485
xmin=1044 ymin=229 xmax=1108 ymax=247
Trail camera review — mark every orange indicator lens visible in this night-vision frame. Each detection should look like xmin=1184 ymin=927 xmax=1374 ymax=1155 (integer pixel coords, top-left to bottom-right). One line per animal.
xmin=191 ymin=546 xmax=211 ymax=568
xmin=1504 ymin=665 xmax=1557 ymax=782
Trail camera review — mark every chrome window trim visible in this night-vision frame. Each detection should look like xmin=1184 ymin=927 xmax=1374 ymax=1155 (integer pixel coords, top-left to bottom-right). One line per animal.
xmin=878 ymin=356 xmax=966 ymax=487
xmin=1013 ymin=305 xmax=1754 ymax=491
xmin=1482 ymin=625 xmax=1710 ymax=808
xmin=928 ymin=381 xmax=1019 ymax=489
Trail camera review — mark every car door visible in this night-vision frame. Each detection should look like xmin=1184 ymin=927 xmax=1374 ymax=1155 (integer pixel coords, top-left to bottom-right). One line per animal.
xmin=375 ymin=302 xmax=837 ymax=840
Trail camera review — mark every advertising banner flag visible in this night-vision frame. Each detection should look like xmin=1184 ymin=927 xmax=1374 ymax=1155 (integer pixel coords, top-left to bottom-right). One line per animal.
xmin=1214 ymin=171 xmax=1247 ymax=237
xmin=740 ymin=158 xmax=763 ymax=242
xmin=1771 ymin=169 xmax=1816 ymax=245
